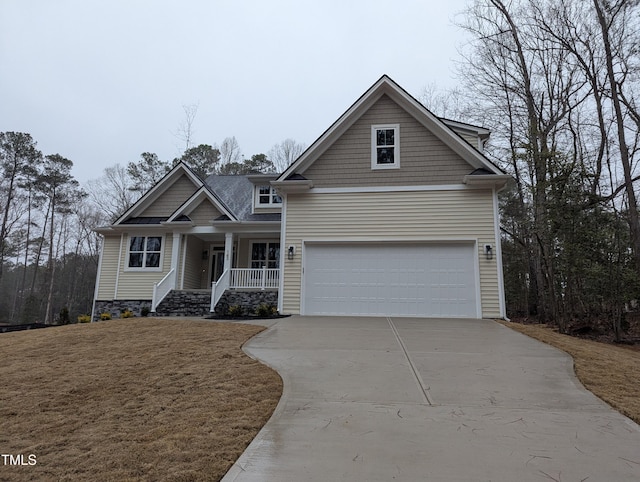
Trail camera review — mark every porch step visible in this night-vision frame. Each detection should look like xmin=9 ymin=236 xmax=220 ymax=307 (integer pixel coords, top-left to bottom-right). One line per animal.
xmin=154 ymin=290 xmax=211 ymax=317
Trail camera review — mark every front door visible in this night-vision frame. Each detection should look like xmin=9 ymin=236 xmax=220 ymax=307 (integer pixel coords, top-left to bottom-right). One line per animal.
xmin=211 ymin=248 xmax=225 ymax=282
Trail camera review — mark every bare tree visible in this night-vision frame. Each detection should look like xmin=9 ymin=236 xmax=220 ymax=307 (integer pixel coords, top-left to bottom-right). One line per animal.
xmin=87 ymin=164 xmax=139 ymax=222
xmin=174 ymin=103 xmax=199 ymax=152
xmin=268 ymin=139 xmax=306 ymax=172
xmin=592 ymin=0 xmax=640 ymax=275
xmin=219 ymin=136 xmax=242 ymax=166
xmin=419 ymin=84 xmax=472 ymax=121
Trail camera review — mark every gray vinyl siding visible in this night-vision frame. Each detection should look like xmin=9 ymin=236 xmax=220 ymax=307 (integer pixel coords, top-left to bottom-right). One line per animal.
xmin=139 ymin=175 xmax=198 ymax=217
xmin=282 ymin=189 xmax=501 ymax=318
xmin=96 ymin=235 xmax=121 ymax=300
xmin=188 ymin=200 xmax=221 ymax=225
xmin=302 ymin=95 xmax=474 ymax=187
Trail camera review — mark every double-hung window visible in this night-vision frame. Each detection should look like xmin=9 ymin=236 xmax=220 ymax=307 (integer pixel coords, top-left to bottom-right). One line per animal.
xmin=250 ymin=242 xmax=280 ymax=269
xmin=371 ymin=124 xmax=400 ymax=169
xmin=128 ymin=236 xmax=162 ymax=270
xmin=255 ymin=185 xmax=282 ymax=207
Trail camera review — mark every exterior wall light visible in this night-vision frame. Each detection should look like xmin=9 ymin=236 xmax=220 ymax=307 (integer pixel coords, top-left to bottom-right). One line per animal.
xmin=485 ymin=244 xmax=493 ymax=260
xmin=288 ymin=245 xmax=296 ymax=260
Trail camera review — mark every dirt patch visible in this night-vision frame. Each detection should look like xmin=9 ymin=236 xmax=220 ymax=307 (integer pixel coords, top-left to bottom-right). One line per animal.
xmin=499 ymin=320 xmax=640 ymax=425
xmin=0 ymin=318 xmax=283 ymax=481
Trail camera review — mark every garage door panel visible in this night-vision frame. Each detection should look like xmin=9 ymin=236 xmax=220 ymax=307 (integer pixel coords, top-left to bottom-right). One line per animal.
xmin=303 ymin=243 xmax=477 ymax=317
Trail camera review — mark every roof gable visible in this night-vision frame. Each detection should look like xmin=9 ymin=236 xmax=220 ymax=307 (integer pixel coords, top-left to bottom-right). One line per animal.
xmin=277 ymin=75 xmax=504 ymax=183
xmin=301 ymin=94 xmax=476 ymax=187
xmin=166 ymin=186 xmax=234 ymax=224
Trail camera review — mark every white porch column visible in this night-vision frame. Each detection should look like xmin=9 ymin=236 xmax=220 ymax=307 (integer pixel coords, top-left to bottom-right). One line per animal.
xmin=171 ymin=233 xmax=181 ymax=289
xmin=224 ymin=232 xmax=234 ymax=270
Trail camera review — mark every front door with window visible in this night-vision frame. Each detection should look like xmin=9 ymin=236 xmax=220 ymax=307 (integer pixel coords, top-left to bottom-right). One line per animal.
xmin=210 ymin=247 xmax=225 ymax=282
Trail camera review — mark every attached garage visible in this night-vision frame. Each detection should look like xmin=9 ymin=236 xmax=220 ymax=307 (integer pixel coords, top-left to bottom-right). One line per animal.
xmin=302 ymin=243 xmax=479 ymax=318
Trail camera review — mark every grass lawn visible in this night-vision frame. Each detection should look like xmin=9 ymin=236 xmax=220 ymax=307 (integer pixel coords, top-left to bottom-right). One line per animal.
xmin=500 ymin=320 xmax=640 ymax=425
xmin=0 ymin=318 xmax=282 ymax=482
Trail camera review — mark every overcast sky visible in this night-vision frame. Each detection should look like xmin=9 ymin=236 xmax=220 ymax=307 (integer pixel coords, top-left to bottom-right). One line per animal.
xmin=1 ymin=0 xmax=471 ymax=184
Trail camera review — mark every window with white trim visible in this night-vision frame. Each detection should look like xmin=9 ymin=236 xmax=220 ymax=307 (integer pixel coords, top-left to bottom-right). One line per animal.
xmin=371 ymin=124 xmax=400 ymax=169
xmin=128 ymin=236 xmax=162 ymax=270
xmin=250 ymin=242 xmax=280 ymax=268
xmin=255 ymin=185 xmax=282 ymax=207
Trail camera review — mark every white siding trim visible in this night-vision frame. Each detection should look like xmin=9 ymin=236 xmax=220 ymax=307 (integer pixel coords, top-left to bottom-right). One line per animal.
xmin=300 ymin=240 xmax=307 ymax=315
xmin=180 ymin=235 xmax=188 ymax=289
xmin=91 ymin=236 xmax=105 ymax=321
xmin=278 ymin=194 xmax=287 ymax=313
xmin=114 ymin=233 xmax=124 ymax=299
xmin=493 ymin=188 xmax=507 ymax=319
xmin=311 ymin=184 xmax=469 ymax=194
xmin=472 ymin=239 xmax=483 ymax=318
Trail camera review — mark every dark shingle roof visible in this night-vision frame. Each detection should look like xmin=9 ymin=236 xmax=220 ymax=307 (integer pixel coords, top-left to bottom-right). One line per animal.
xmin=121 ymin=216 xmax=168 ymax=224
xmin=204 ymin=175 xmax=281 ymax=222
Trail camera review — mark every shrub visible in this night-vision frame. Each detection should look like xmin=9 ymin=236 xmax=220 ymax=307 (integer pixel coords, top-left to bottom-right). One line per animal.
xmin=100 ymin=312 xmax=112 ymax=321
xmin=121 ymin=309 xmax=134 ymax=319
xmin=77 ymin=314 xmax=91 ymax=323
xmin=227 ymin=305 xmax=244 ymax=317
xmin=255 ymin=303 xmax=277 ymax=317
xmin=58 ymin=307 xmax=71 ymax=325
xmin=141 ymin=305 xmax=150 ymax=317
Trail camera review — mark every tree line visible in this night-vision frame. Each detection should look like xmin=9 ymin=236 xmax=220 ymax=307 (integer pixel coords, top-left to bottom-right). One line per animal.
xmin=0 ymin=131 xmax=305 ymax=325
xmin=425 ymin=0 xmax=639 ymax=338
xmin=3 ymin=0 xmax=638 ymax=337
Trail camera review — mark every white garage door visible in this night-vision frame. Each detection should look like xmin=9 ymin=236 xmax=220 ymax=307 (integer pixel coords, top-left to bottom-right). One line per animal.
xmin=303 ymin=243 xmax=478 ymax=317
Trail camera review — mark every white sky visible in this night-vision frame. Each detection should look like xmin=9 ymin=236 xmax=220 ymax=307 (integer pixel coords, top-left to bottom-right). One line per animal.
xmin=0 ymin=0 xmax=471 ymax=184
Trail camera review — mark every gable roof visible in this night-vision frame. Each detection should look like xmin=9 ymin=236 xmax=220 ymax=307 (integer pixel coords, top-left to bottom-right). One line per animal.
xmin=277 ymin=75 xmax=505 ymax=182
xmin=113 ymin=162 xmax=237 ymax=225
xmin=166 ymin=185 xmax=235 ymax=222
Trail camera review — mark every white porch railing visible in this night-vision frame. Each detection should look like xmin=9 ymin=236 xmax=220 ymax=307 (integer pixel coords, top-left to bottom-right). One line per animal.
xmin=210 ymin=267 xmax=280 ymax=312
xmin=151 ymin=268 xmax=176 ymax=312
xmin=210 ymin=268 xmax=231 ymax=312
xmin=230 ymin=267 xmax=279 ymax=290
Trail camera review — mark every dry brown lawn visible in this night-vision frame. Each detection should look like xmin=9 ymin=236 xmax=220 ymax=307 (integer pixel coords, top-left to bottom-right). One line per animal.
xmin=0 ymin=318 xmax=282 ymax=482
xmin=500 ymin=320 xmax=640 ymax=425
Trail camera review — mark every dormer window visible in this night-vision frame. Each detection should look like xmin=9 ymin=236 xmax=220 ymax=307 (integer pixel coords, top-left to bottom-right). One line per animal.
xmin=371 ymin=124 xmax=400 ymax=169
xmin=256 ymin=185 xmax=282 ymax=207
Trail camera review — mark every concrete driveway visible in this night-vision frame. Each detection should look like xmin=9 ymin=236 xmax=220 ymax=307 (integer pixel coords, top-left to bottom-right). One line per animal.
xmin=222 ymin=316 xmax=640 ymax=481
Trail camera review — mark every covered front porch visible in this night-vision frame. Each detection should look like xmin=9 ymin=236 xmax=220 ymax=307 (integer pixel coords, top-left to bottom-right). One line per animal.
xmin=151 ymin=230 xmax=281 ymax=315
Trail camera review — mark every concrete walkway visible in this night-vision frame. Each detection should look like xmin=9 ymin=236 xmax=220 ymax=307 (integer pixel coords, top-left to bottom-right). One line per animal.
xmin=222 ymin=316 xmax=640 ymax=481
